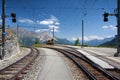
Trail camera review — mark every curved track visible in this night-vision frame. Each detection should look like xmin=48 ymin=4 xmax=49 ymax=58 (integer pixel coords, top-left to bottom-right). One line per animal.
xmin=49 ymin=47 xmax=119 ymax=80
xmin=0 ymin=47 xmax=40 ymax=80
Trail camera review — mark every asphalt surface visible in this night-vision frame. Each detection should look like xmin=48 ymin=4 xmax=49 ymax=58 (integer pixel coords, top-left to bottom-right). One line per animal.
xmin=83 ymin=47 xmax=116 ymax=56
xmin=36 ymin=48 xmax=73 ymax=80
xmin=77 ymin=47 xmax=120 ymax=69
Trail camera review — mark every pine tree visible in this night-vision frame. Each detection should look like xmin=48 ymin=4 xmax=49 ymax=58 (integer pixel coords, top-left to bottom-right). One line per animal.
xmin=74 ymin=38 xmax=80 ymax=46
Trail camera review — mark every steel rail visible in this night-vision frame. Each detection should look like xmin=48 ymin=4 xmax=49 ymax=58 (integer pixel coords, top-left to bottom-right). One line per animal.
xmin=0 ymin=47 xmax=40 ymax=80
xmin=63 ymin=48 xmax=120 ymax=80
xmin=48 ymin=47 xmax=119 ymax=80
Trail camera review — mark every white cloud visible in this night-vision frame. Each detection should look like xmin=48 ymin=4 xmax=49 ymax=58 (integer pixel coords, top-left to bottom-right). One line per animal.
xmin=102 ymin=26 xmax=108 ymax=29
xmin=72 ymin=37 xmax=78 ymax=41
xmin=35 ymin=29 xmax=49 ymax=33
xmin=38 ymin=15 xmax=60 ymax=25
xmin=102 ymin=25 xmax=116 ymax=30
xmin=72 ymin=35 xmax=113 ymax=41
xmin=49 ymin=25 xmax=59 ymax=32
xmin=55 ymin=22 xmax=60 ymax=25
xmin=105 ymin=35 xmax=113 ymax=38
xmin=37 ymin=15 xmax=60 ymax=32
xmin=109 ymin=25 xmax=116 ymax=30
xmin=49 ymin=25 xmax=59 ymax=29
xmin=83 ymin=36 xmax=104 ymax=41
xmin=39 ymin=20 xmax=54 ymax=25
xmin=19 ymin=18 xmax=35 ymax=24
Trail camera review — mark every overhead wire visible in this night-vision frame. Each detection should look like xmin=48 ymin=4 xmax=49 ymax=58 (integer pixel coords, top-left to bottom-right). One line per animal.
xmin=5 ymin=0 xmax=117 ymax=24
xmin=82 ymin=0 xmax=98 ymax=18
xmin=106 ymin=0 xmax=112 ymax=12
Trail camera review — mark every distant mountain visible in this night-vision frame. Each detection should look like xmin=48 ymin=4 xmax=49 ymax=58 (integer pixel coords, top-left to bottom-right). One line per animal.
xmin=11 ymin=27 xmax=40 ymax=46
xmin=11 ymin=27 xmax=72 ymax=46
xmin=38 ymin=32 xmax=73 ymax=45
xmin=37 ymin=31 xmax=53 ymax=42
xmin=55 ymin=37 xmax=73 ymax=45
xmin=85 ymin=37 xmax=114 ymax=46
xmin=99 ymin=38 xmax=117 ymax=47
xmin=39 ymin=33 xmax=73 ymax=45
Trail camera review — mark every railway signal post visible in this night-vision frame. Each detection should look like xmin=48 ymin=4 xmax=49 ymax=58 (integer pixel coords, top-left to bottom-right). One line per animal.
xmin=1 ymin=0 xmax=6 ymax=59
xmin=1 ymin=0 xmax=17 ymax=59
xmin=52 ymin=27 xmax=55 ymax=45
xmin=103 ymin=0 xmax=120 ymax=56
xmin=114 ymin=0 xmax=120 ymax=56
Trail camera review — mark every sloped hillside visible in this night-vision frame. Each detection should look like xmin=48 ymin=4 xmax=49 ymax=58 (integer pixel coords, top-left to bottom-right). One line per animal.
xmin=12 ymin=27 xmax=40 ymax=46
xmin=85 ymin=37 xmax=114 ymax=46
xmin=99 ymin=37 xmax=117 ymax=47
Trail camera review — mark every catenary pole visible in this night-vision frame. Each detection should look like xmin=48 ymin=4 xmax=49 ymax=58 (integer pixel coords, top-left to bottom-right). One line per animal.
xmin=81 ymin=19 xmax=84 ymax=48
xmin=81 ymin=13 xmax=86 ymax=48
xmin=115 ymin=0 xmax=120 ymax=56
xmin=53 ymin=27 xmax=54 ymax=45
xmin=1 ymin=0 xmax=6 ymax=59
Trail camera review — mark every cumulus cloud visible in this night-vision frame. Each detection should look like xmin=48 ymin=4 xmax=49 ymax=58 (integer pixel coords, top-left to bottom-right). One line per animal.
xmin=102 ymin=25 xmax=116 ymax=30
xmin=35 ymin=29 xmax=49 ymax=33
xmin=83 ymin=36 xmax=104 ymax=41
xmin=49 ymin=25 xmax=59 ymax=32
xmin=37 ymin=15 xmax=60 ymax=32
xmin=102 ymin=26 xmax=108 ymax=29
xmin=37 ymin=15 xmax=60 ymax=26
xmin=109 ymin=25 xmax=116 ymax=30
xmin=19 ymin=18 xmax=35 ymax=24
xmin=38 ymin=20 xmax=54 ymax=25
xmin=49 ymin=25 xmax=59 ymax=29
xmin=72 ymin=37 xmax=78 ymax=41
xmin=55 ymin=22 xmax=60 ymax=25
xmin=72 ymin=35 xmax=113 ymax=41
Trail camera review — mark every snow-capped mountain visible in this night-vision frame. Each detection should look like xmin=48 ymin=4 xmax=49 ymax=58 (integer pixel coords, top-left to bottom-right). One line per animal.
xmin=11 ymin=27 xmax=72 ymax=46
xmin=37 ymin=31 xmax=53 ymax=42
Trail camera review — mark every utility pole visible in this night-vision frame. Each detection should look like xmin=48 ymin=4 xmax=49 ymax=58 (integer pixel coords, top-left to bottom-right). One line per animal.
xmin=114 ymin=0 xmax=120 ymax=56
xmin=81 ymin=19 xmax=84 ymax=48
xmin=52 ymin=27 xmax=54 ymax=45
xmin=1 ymin=0 xmax=6 ymax=59
xmin=0 ymin=0 xmax=16 ymax=59
xmin=81 ymin=13 xmax=86 ymax=48
xmin=17 ymin=24 xmax=19 ymax=39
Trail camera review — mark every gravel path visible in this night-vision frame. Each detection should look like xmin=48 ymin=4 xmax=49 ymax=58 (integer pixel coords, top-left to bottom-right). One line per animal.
xmin=22 ymin=48 xmax=46 ymax=80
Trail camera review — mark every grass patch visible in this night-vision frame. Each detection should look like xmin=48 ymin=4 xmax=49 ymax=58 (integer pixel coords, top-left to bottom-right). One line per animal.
xmin=32 ymin=44 xmax=50 ymax=47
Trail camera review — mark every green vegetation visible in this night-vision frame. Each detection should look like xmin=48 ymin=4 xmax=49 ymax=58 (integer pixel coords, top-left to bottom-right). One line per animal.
xmin=74 ymin=38 xmax=80 ymax=46
xmin=32 ymin=43 xmax=49 ymax=47
xmin=34 ymin=41 xmax=40 ymax=44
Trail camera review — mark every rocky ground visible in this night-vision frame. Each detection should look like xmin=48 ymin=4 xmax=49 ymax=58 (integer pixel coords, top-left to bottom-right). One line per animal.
xmin=0 ymin=47 xmax=30 ymax=70
xmin=0 ymin=29 xmax=20 ymax=59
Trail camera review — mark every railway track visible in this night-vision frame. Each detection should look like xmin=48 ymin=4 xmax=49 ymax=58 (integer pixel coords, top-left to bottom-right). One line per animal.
xmin=0 ymin=47 xmax=40 ymax=80
xmin=49 ymin=47 xmax=120 ymax=80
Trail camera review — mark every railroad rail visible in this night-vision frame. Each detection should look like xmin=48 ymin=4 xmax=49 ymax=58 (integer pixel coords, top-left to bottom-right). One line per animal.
xmin=0 ymin=47 xmax=40 ymax=80
xmin=48 ymin=47 xmax=120 ymax=80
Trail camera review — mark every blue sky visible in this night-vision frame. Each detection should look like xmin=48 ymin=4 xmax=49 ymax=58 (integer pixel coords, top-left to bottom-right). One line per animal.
xmin=0 ymin=0 xmax=117 ymax=41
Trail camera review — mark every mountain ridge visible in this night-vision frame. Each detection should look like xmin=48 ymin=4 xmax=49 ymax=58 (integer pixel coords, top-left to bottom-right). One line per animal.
xmin=85 ymin=37 xmax=114 ymax=46
xmin=11 ymin=27 xmax=72 ymax=46
xmin=99 ymin=37 xmax=117 ymax=47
